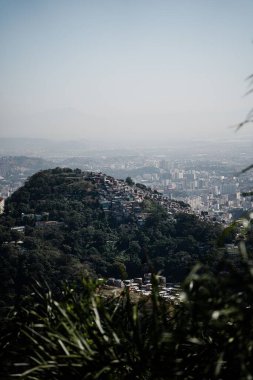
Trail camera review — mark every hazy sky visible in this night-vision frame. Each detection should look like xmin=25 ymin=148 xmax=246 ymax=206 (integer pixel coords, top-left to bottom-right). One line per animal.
xmin=0 ymin=0 xmax=253 ymax=143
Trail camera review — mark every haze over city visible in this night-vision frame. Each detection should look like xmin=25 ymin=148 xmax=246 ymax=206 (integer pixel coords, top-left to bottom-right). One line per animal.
xmin=0 ymin=0 xmax=253 ymax=144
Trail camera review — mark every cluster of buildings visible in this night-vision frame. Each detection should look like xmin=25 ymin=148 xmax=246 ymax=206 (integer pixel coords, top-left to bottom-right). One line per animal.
xmin=86 ymin=172 xmax=191 ymax=225
xmin=105 ymin=273 xmax=181 ymax=301
xmin=86 ymin=169 xmax=253 ymax=226
xmin=125 ymin=160 xmax=253 ymax=226
xmin=66 ymin=153 xmax=253 ymax=226
xmin=0 ymin=157 xmax=32 ymax=199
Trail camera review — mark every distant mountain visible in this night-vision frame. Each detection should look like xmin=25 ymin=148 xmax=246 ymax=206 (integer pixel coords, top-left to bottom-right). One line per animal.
xmin=0 ymin=156 xmax=54 ymax=178
xmin=0 ymin=138 xmax=89 ymax=157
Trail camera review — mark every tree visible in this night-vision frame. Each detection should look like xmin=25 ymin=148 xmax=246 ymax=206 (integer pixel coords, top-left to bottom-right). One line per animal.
xmin=125 ymin=176 xmax=134 ymax=186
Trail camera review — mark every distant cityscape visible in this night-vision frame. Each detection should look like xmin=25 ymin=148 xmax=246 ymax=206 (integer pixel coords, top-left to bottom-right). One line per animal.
xmin=0 ymin=138 xmax=253 ymax=225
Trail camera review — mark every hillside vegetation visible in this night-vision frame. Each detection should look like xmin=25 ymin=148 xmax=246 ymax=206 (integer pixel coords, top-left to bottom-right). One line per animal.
xmin=0 ymin=168 xmax=222 ymax=303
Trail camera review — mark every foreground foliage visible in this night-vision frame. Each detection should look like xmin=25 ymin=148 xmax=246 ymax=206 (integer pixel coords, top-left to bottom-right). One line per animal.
xmin=1 ymin=258 xmax=253 ymax=380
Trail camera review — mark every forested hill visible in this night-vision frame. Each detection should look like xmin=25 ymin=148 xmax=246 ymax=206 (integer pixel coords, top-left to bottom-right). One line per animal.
xmin=0 ymin=167 xmax=222 ymax=302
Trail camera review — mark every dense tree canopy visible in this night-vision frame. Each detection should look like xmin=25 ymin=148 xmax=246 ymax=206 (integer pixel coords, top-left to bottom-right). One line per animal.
xmin=0 ymin=168 xmax=222 ymax=304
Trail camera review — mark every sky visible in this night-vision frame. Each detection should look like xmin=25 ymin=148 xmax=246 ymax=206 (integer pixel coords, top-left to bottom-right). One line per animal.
xmin=0 ymin=0 xmax=253 ymax=144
